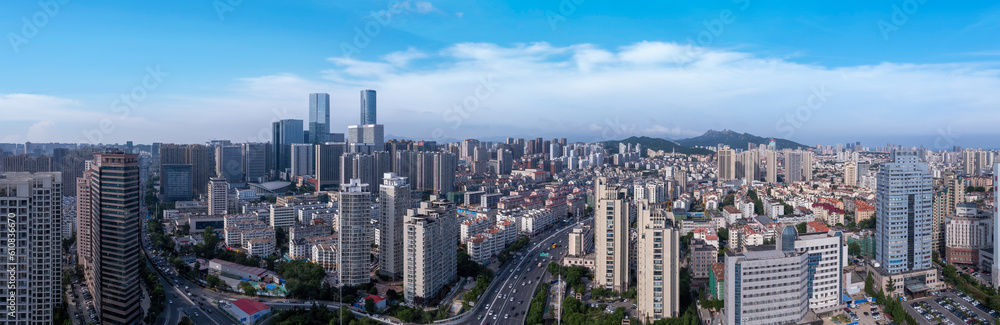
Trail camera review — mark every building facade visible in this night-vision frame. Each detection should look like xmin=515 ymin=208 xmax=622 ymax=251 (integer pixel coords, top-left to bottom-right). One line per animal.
xmin=379 ymin=173 xmax=410 ymax=280
xmin=875 ymin=149 xmax=933 ymax=274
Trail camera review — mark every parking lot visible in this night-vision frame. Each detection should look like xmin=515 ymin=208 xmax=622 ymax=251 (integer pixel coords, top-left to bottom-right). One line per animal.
xmin=903 ymin=291 xmax=998 ymax=325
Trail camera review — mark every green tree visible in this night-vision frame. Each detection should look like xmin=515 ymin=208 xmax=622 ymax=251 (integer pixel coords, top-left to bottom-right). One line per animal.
xmin=795 ymin=222 xmax=807 ymax=234
xmin=885 ymin=277 xmax=896 ymax=296
xmin=717 ymin=227 xmax=729 ymax=243
xmin=364 ymin=298 xmax=376 ymax=315
xmin=278 ymin=260 xmax=327 ymax=299
xmin=865 ymin=271 xmax=875 ymax=296
xmin=239 ymin=281 xmax=257 ymax=296
xmin=848 ymin=242 xmax=861 ymax=256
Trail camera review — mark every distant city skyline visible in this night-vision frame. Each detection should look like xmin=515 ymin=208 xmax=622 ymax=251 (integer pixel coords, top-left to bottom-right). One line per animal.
xmin=2 ymin=2 xmax=999 ymax=147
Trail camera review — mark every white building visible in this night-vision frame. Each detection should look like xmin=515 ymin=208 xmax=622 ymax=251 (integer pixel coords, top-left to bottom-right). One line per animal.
xmin=246 ymin=237 xmax=275 ymax=258
xmin=208 ymin=177 xmax=229 ymax=215
xmin=403 ymin=197 xmax=458 ymax=305
xmin=338 ymin=179 xmax=371 ymax=287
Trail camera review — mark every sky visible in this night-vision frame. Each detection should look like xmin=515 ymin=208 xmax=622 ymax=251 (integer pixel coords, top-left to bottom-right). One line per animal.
xmin=1 ymin=0 xmax=999 ymax=148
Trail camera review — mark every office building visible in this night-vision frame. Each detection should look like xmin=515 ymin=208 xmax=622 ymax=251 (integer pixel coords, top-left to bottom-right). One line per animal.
xmin=82 ymin=152 xmax=142 ymax=325
xmin=844 ymin=161 xmax=857 ymax=187
xmin=272 ymin=119 xmax=305 ymax=176
xmin=594 ymin=177 xmax=630 ymax=291
xmin=315 ymin=142 xmax=346 ymax=191
xmin=361 ymin=89 xmax=377 ymax=125
xmin=0 ymin=172 xmax=63 ymax=324
xmin=717 ymin=147 xmax=736 ymax=182
xmin=636 ymin=201 xmax=680 ymax=322
xmin=403 ymin=197 xmax=458 ymax=305
xmin=161 ymin=164 xmax=193 ymax=202
xmin=725 ymin=245 xmax=811 ymax=325
xmin=875 ymin=149 xmax=933 ymax=274
xmin=186 ymin=144 xmax=214 ymax=197
xmin=363 ymin=124 xmax=385 ymax=151
xmin=242 ymin=143 xmax=269 ymax=184
xmin=338 ymin=179 xmax=371 ymax=286
xmin=786 ymin=228 xmax=846 ymax=311
xmin=944 ymin=203 xmax=991 ymax=266
xmin=216 ymin=145 xmax=244 ymax=184
xmin=379 ymin=173 xmax=410 ymax=280
xmin=290 ymin=143 xmax=315 ymax=178
xmin=309 ymin=93 xmax=331 ymax=144
xmin=208 ymin=177 xmax=229 ymax=215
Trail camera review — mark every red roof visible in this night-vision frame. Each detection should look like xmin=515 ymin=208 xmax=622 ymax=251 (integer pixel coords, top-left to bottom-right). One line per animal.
xmin=364 ymin=295 xmax=386 ymax=303
xmin=233 ymin=299 xmax=270 ymax=315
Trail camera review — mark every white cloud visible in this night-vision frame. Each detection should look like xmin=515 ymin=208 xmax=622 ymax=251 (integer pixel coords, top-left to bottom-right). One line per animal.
xmin=4 ymin=41 xmax=1000 ymax=145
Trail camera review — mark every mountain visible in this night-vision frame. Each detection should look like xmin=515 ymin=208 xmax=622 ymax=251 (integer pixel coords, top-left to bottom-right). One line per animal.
xmin=675 ymin=129 xmax=809 ymax=150
xmin=603 ymin=136 xmax=714 ymax=155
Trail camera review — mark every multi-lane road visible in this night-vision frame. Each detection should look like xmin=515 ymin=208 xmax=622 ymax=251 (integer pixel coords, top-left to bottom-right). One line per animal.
xmin=442 ymin=216 xmax=591 ymax=325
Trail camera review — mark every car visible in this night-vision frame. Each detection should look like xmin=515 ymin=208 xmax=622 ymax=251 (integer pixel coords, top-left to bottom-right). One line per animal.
xmin=493 ymin=315 xmax=497 ymax=320
xmin=510 ymin=297 xmax=515 ymax=302
xmin=519 ymin=300 xmax=524 ymax=304
xmin=489 ymin=310 xmax=493 ymax=316
xmin=504 ymin=314 xmax=509 ymax=319
xmin=169 ymin=300 xmax=173 ymax=304
xmin=194 ymin=312 xmax=200 ymax=317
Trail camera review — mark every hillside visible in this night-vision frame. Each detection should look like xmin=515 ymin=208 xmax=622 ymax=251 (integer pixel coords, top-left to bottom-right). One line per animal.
xmin=675 ymin=129 xmax=809 ymax=150
xmin=603 ymin=136 xmax=714 ymax=155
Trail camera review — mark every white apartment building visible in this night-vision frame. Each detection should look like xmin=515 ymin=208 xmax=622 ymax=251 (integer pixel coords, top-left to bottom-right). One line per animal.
xmin=208 ymin=177 xmax=229 ymax=215
xmin=246 ymin=237 xmax=276 ymax=258
xmin=403 ymin=198 xmax=458 ymax=305
xmin=338 ymin=179 xmax=371 ymax=287
xmin=636 ymin=201 xmax=680 ymax=322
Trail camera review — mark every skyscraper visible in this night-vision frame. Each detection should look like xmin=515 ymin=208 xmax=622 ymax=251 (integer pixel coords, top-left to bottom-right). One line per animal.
xmin=379 ymin=173 xmax=410 ymax=280
xmin=636 ymin=201 xmax=679 ymax=321
xmin=315 ymin=142 xmax=346 ymax=191
xmin=272 ymin=119 xmax=305 ymax=176
xmin=309 ymin=93 xmax=331 ymax=144
xmin=160 ymin=164 xmax=193 ymax=202
xmin=338 ymin=179 xmax=371 ymax=287
xmin=242 ymin=142 xmax=269 ymax=183
xmin=0 ymin=172 xmax=62 ymax=324
xmin=742 ymin=149 xmax=758 ymax=183
xmin=361 ymin=89 xmax=377 ymax=125
xmin=594 ymin=177 xmax=630 ymax=291
xmin=993 ymin=163 xmax=1000 ymax=287
xmin=215 ymin=145 xmax=244 ymax=184
xmin=433 ymin=152 xmax=457 ymax=195
xmin=876 ymin=149 xmax=933 ymax=274
xmin=290 ymin=143 xmax=315 ymax=178
xmin=82 ymin=152 xmax=142 ymax=325
xmin=186 ymin=144 xmax=214 ymax=197
xmin=802 ymin=150 xmax=814 ymax=182
xmin=717 ymin=147 xmax=735 ymax=182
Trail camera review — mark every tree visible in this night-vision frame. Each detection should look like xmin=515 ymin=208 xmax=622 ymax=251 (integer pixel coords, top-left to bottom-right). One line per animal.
xmin=885 ymin=277 xmax=896 ymax=296
xmin=848 ymin=242 xmax=861 ymax=256
xmin=239 ymin=281 xmax=257 ymax=296
xmin=865 ymin=271 xmax=875 ymax=296
xmin=364 ymin=298 xmax=376 ymax=315
xmin=795 ymin=222 xmax=807 ymax=234
xmin=717 ymin=227 xmax=729 ymax=243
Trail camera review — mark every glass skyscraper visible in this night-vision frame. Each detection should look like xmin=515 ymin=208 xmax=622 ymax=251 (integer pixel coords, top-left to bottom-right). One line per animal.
xmin=309 ymin=93 xmax=330 ymax=144
xmin=272 ymin=119 xmax=304 ymax=175
xmin=361 ymin=89 xmax=376 ymax=125
xmin=875 ymin=149 xmax=933 ymax=274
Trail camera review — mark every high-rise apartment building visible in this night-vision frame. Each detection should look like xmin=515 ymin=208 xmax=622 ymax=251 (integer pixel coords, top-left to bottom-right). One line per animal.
xmin=433 ymin=153 xmax=457 ymax=195
xmin=403 ymin=197 xmax=458 ymax=305
xmin=0 ymin=172 xmax=62 ymax=324
xmin=309 ymin=93 xmax=331 ymax=144
xmin=361 ymin=89 xmax=377 ymax=125
xmin=379 ymin=173 xmax=410 ymax=279
xmin=272 ymin=119 xmax=305 ymax=176
xmin=765 ymin=149 xmax=777 ymax=184
xmin=636 ymin=201 xmax=679 ymax=322
xmin=993 ymin=163 xmax=1000 ymax=287
xmin=208 ymin=177 xmax=229 ymax=215
xmin=338 ymin=179 xmax=371 ymax=286
xmin=742 ymin=149 xmax=758 ymax=183
xmin=876 ymin=149 xmax=933 ymax=274
xmin=786 ymin=151 xmax=803 ymax=183
xmin=802 ymin=150 xmax=814 ymax=182
xmin=717 ymin=147 xmax=736 ymax=181
xmin=594 ymin=177 xmax=630 ymax=291
xmin=82 ymin=152 xmax=142 ymax=325
xmin=844 ymin=161 xmax=857 ymax=187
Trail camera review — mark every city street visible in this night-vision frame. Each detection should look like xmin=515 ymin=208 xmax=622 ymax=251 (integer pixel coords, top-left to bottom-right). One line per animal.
xmin=439 ymin=216 xmax=591 ymax=325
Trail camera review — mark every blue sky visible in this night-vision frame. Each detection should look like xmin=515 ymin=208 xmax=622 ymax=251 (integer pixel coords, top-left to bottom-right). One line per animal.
xmin=1 ymin=0 xmax=999 ymax=148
